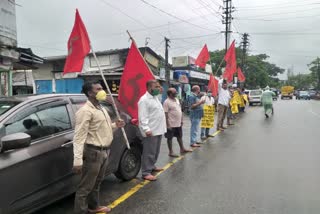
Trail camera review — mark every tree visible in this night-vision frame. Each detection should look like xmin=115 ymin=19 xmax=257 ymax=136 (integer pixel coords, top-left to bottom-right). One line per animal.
xmin=287 ymin=73 xmax=313 ymax=90
xmin=209 ymin=49 xmax=284 ymax=89
xmin=308 ymin=57 xmax=320 ymax=89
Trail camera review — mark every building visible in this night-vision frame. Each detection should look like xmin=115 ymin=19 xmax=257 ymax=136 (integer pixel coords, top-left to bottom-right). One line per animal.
xmin=171 ymin=55 xmax=210 ymax=101
xmin=0 ymin=1 xmax=43 ymax=96
xmin=32 ymin=47 xmax=165 ymax=94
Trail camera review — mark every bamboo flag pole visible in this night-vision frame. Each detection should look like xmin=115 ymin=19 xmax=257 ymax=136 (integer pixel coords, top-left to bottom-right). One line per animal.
xmin=90 ymin=45 xmax=131 ymax=150
xmin=213 ymin=57 xmax=225 ymax=76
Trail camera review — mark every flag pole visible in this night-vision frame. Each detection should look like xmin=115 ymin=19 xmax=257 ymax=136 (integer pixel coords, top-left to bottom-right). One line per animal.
xmin=213 ymin=57 xmax=225 ymax=76
xmin=90 ymin=45 xmax=131 ymax=150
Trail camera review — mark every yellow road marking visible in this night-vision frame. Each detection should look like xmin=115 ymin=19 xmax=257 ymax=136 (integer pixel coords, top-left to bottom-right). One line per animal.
xmin=106 ymin=130 xmax=221 ymax=210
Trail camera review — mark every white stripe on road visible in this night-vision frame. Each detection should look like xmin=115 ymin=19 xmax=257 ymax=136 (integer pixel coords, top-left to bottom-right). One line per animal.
xmin=309 ymin=109 xmax=320 ymax=118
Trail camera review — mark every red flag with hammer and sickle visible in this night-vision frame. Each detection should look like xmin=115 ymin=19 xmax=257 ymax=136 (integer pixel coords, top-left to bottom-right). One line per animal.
xmin=118 ymin=41 xmax=155 ymax=120
xmin=63 ymin=9 xmax=90 ymax=74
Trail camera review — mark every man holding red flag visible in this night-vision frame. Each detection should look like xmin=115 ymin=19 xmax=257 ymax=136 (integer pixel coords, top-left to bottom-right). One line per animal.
xmin=65 ymin=10 xmax=122 ymax=214
xmin=195 ymin=44 xmax=210 ymax=69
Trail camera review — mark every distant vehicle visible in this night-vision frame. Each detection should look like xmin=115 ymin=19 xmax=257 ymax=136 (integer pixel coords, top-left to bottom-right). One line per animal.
xmin=248 ymin=89 xmax=263 ymax=106
xmin=0 ymin=94 xmax=142 ymax=214
xmin=296 ymin=91 xmax=311 ymax=100
xmin=308 ymin=90 xmax=317 ymax=99
xmin=281 ymin=86 xmax=294 ymax=99
xmin=271 ymin=89 xmax=278 ymax=101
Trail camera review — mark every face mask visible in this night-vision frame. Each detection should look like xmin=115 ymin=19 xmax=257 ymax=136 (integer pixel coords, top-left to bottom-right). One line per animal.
xmin=151 ymin=89 xmax=160 ymax=96
xmin=207 ymin=93 xmax=212 ymax=97
xmin=172 ymin=93 xmax=177 ymax=98
xmin=96 ymin=90 xmax=107 ymax=101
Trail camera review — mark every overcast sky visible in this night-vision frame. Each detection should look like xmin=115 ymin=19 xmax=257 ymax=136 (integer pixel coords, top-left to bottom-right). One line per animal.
xmin=16 ymin=0 xmax=320 ymax=78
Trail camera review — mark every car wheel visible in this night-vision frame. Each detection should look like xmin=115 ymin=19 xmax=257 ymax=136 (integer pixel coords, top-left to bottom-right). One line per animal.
xmin=114 ymin=146 xmax=141 ymax=181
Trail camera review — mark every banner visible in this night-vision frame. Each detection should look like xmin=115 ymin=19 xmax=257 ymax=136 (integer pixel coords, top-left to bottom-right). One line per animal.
xmin=200 ymin=105 xmax=215 ymax=128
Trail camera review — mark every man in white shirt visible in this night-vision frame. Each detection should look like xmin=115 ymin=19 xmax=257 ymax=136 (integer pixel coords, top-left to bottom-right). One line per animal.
xmin=138 ymin=80 xmax=166 ymax=181
xmin=200 ymin=90 xmax=215 ymax=139
xmin=217 ymin=79 xmax=231 ymax=131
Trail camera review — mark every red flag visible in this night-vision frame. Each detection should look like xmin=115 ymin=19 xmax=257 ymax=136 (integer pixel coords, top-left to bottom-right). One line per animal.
xmin=63 ymin=9 xmax=90 ymax=74
xmin=237 ymin=67 xmax=246 ymax=82
xmin=195 ymin=44 xmax=210 ymax=69
xmin=118 ymin=41 xmax=155 ymax=119
xmin=222 ymin=41 xmax=237 ymax=82
xmin=208 ymin=74 xmax=219 ymax=97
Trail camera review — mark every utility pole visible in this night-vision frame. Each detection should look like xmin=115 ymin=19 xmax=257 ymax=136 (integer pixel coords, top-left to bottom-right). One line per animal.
xmin=240 ymin=33 xmax=249 ymax=75
xmin=165 ymin=37 xmax=171 ymax=85
xmin=222 ymin=0 xmax=234 ymax=52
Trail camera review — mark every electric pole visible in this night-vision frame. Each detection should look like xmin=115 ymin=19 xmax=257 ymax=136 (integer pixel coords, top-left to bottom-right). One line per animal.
xmin=165 ymin=37 xmax=171 ymax=85
xmin=240 ymin=33 xmax=249 ymax=75
xmin=222 ymin=0 xmax=234 ymax=52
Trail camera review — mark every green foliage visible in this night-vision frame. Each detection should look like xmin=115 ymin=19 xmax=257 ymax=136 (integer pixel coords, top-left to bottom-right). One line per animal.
xmin=209 ymin=48 xmax=284 ymax=89
xmin=308 ymin=57 xmax=320 ymax=89
xmin=287 ymin=74 xmax=314 ymax=90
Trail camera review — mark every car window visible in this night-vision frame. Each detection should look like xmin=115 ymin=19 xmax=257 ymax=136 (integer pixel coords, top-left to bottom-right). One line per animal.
xmin=250 ymin=90 xmax=262 ymax=96
xmin=0 ymin=101 xmax=21 ymax=116
xmin=5 ymin=105 xmax=72 ymax=141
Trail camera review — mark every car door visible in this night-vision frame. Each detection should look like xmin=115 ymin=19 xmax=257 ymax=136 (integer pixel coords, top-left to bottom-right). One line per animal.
xmin=0 ymin=99 xmax=76 ymax=213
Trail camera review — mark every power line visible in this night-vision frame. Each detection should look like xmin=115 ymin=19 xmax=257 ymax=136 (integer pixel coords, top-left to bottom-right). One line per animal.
xmin=235 ymin=7 xmax=320 ymax=19
xmin=237 ymin=1 xmax=320 ymax=9
xmin=139 ymin=0 xmax=216 ymax=31
xmin=238 ymin=2 xmax=320 ymax=11
xmin=235 ymin=14 xmax=320 ymax=22
xmin=171 ymin=32 xmax=221 ymax=40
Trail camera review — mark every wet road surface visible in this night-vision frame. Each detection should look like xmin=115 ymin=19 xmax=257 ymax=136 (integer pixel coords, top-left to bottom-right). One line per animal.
xmin=37 ymin=99 xmax=320 ymax=214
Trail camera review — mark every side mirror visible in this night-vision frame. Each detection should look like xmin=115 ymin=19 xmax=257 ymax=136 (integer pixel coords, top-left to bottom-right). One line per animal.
xmin=0 ymin=133 xmax=31 ymax=153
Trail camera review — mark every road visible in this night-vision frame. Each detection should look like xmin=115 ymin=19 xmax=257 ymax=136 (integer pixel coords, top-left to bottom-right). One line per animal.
xmin=37 ymin=99 xmax=320 ymax=214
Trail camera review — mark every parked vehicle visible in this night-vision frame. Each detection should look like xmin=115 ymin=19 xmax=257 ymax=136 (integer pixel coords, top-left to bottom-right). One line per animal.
xmin=296 ymin=91 xmax=311 ymax=100
xmin=281 ymin=86 xmax=294 ymax=99
xmin=0 ymin=94 xmax=142 ymax=214
xmin=248 ymin=89 xmax=263 ymax=106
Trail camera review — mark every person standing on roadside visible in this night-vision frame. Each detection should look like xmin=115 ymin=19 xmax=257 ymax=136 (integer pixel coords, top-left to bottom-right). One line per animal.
xmin=188 ymin=85 xmax=205 ymax=147
xmin=138 ymin=80 xmax=167 ymax=181
xmin=217 ymin=79 xmax=231 ymax=131
xmin=73 ymin=81 xmax=125 ymax=214
xmin=200 ymin=90 xmax=215 ymax=139
xmin=163 ymin=88 xmax=193 ymax=157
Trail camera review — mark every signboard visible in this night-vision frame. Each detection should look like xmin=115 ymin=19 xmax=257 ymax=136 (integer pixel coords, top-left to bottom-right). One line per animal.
xmin=205 ymin=64 xmax=212 ymax=73
xmin=200 ymin=105 xmax=215 ymax=128
xmin=189 ymin=70 xmax=209 ymax=80
xmin=173 ymin=70 xmax=189 ymax=84
xmin=144 ymin=52 xmax=159 ymax=68
xmin=0 ymin=0 xmax=17 ymax=47
xmin=159 ymin=68 xmax=165 ymax=79
xmin=172 ymin=56 xmax=188 ymax=67
xmin=188 ymin=56 xmax=196 ymax=65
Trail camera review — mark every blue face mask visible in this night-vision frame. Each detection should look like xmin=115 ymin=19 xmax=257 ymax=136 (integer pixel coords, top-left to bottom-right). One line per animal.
xmin=207 ymin=93 xmax=212 ymax=97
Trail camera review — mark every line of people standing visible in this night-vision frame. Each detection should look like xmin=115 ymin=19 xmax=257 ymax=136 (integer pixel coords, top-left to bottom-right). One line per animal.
xmin=137 ymin=79 xmax=247 ymax=182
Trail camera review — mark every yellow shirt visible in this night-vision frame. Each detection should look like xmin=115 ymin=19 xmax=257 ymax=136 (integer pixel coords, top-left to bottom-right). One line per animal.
xmin=73 ymin=101 xmax=116 ymax=166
